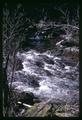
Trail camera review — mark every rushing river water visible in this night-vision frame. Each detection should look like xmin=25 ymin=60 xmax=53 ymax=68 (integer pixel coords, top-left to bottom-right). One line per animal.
xmin=9 ymin=49 xmax=79 ymax=104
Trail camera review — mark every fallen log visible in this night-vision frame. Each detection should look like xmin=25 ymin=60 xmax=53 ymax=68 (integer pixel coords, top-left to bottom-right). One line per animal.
xmin=17 ymin=101 xmax=32 ymax=108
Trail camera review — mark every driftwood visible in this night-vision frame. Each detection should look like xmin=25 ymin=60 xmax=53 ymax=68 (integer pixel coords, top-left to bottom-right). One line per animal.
xmin=17 ymin=101 xmax=32 ymax=108
xmin=34 ymin=99 xmax=51 ymax=114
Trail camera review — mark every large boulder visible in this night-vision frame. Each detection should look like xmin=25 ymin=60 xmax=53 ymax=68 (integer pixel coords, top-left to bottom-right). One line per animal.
xmin=11 ymin=90 xmax=35 ymax=103
xmin=9 ymin=90 xmax=40 ymax=116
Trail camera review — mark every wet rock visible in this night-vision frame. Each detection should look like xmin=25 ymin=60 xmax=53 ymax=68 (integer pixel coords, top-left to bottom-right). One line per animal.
xmin=27 ymin=75 xmax=40 ymax=87
xmin=15 ymin=59 xmax=23 ymax=71
xmin=14 ymin=72 xmax=28 ymax=83
xmin=55 ymin=59 xmax=65 ymax=68
xmin=39 ymin=55 xmax=54 ymax=65
xmin=28 ymin=79 xmax=40 ymax=87
xmin=45 ymin=70 xmax=52 ymax=76
xmin=18 ymin=92 xmax=36 ymax=105
xmin=35 ymin=61 xmax=44 ymax=67
xmin=12 ymin=90 xmax=41 ymax=106
xmin=12 ymin=91 xmax=35 ymax=104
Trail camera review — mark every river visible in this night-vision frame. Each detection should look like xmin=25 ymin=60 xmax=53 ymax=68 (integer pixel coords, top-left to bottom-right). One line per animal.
xmin=8 ymin=49 xmax=79 ymax=104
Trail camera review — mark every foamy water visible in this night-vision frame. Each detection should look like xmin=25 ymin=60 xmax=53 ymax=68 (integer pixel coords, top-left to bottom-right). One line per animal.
xmin=9 ymin=49 xmax=79 ymax=103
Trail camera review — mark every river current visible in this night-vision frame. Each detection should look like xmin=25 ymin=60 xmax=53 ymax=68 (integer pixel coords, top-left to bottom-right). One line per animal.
xmin=8 ymin=49 xmax=79 ymax=104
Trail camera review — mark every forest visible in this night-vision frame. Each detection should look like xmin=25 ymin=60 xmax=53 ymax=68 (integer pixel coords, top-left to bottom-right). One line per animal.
xmin=1 ymin=0 xmax=79 ymax=117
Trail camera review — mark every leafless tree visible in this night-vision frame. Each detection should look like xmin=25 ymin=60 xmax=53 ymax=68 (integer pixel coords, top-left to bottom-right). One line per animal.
xmin=54 ymin=5 xmax=79 ymax=43
xmin=2 ymin=3 xmax=29 ymax=116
